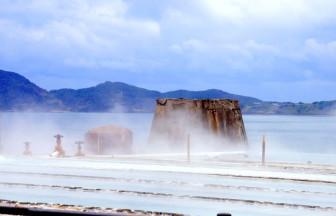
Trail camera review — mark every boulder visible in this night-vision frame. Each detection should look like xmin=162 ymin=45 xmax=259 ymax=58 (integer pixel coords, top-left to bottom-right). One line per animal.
xmin=85 ymin=125 xmax=133 ymax=154
xmin=148 ymin=99 xmax=247 ymax=151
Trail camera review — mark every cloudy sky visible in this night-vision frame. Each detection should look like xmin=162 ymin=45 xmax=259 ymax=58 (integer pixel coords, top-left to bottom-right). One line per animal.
xmin=0 ymin=0 xmax=336 ymax=102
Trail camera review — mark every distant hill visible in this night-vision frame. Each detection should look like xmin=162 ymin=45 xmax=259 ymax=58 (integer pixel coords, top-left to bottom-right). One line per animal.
xmin=243 ymin=100 xmax=336 ymax=115
xmin=162 ymin=89 xmax=261 ymax=104
xmin=50 ymin=82 xmax=161 ymax=112
xmin=49 ymin=82 xmax=261 ymax=112
xmin=0 ymin=70 xmax=63 ymax=111
xmin=0 ymin=69 xmax=335 ymax=114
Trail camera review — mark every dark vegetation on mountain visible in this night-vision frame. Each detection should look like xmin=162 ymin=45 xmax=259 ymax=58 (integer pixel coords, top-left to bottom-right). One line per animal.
xmin=0 ymin=69 xmax=335 ymax=114
xmin=0 ymin=70 xmax=63 ymax=111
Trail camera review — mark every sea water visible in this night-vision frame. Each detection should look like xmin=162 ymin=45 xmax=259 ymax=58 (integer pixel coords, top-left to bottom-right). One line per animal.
xmin=0 ymin=112 xmax=335 ymax=163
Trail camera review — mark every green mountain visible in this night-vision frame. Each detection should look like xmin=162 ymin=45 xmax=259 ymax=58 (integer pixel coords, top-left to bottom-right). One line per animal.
xmin=49 ymin=81 xmax=161 ymax=112
xmin=0 ymin=69 xmax=335 ymax=114
xmin=243 ymin=101 xmax=336 ymax=115
xmin=0 ymin=70 xmax=63 ymax=111
xmin=162 ymin=89 xmax=261 ymax=104
xmin=49 ymin=82 xmax=261 ymax=112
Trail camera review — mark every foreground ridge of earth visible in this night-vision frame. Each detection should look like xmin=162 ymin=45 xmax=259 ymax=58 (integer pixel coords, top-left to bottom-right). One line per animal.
xmin=0 ymin=199 xmax=183 ymax=216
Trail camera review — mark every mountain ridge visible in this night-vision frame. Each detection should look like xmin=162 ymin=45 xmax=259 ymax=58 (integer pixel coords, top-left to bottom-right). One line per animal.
xmin=1 ymin=69 xmax=335 ymax=114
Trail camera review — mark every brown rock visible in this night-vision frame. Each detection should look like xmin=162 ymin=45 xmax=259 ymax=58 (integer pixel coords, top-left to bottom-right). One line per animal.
xmin=85 ymin=125 xmax=133 ymax=154
xmin=148 ymin=99 xmax=247 ymax=151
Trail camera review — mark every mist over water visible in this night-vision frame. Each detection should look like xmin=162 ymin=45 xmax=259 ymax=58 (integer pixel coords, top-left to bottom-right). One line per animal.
xmin=0 ymin=112 xmax=336 ymax=216
xmin=0 ymin=112 xmax=335 ymax=163
xmin=0 ymin=112 xmax=152 ymax=155
xmin=245 ymin=115 xmax=336 ymax=164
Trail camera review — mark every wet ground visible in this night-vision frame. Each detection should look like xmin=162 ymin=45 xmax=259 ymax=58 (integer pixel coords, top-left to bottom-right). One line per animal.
xmin=0 ymin=154 xmax=335 ymax=216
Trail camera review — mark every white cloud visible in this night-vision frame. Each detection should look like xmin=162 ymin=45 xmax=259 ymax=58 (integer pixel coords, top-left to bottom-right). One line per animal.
xmin=169 ymin=39 xmax=280 ymax=73
xmin=0 ymin=0 xmax=336 ymax=101
xmin=170 ymin=39 xmax=208 ymax=54
xmin=0 ymin=0 xmax=161 ymax=70
xmin=245 ymin=40 xmax=278 ymax=53
xmin=304 ymin=38 xmax=336 ymax=58
xmin=198 ymin=0 xmax=336 ymax=26
xmin=199 ymin=0 xmax=245 ymax=21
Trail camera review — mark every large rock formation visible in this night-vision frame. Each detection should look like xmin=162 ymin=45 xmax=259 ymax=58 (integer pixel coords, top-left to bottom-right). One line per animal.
xmin=85 ymin=125 xmax=133 ymax=154
xmin=148 ymin=99 xmax=247 ymax=152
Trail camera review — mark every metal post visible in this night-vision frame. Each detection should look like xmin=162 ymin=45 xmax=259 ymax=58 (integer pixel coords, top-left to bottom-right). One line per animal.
xmin=187 ymin=134 xmax=190 ymax=162
xmin=97 ymin=134 xmax=101 ymax=155
xmin=53 ymin=134 xmax=65 ymax=157
xmin=75 ymin=141 xmax=84 ymax=156
xmin=23 ymin=141 xmax=32 ymax=156
xmin=262 ymin=135 xmax=266 ymax=165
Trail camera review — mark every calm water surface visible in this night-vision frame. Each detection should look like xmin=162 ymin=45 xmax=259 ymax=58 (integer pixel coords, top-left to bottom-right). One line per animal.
xmin=0 ymin=113 xmax=335 ymax=163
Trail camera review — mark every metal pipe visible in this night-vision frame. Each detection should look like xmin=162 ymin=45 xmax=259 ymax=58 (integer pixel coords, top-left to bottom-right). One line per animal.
xmin=187 ymin=134 xmax=190 ymax=162
xmin=97 ymin=134 xmax=101 ymax=155
xmin=52 ymin=134 xmax=65 ymax=157
xmin=262 ymin=135 xmax=266 ymax=165
xmin=23 ymin=141 xmax=32 ymax=156
xmin=75 ymin=141 xmax=85 ymax=156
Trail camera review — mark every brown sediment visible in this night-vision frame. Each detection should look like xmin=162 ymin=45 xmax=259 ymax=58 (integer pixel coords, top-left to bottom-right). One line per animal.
xmin=0 ymin=199 xmax=184 ymax=216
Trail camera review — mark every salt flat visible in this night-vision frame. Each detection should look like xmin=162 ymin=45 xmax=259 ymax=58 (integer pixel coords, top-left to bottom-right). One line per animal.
xmin=0 ymin=154 xmax=335 ymax=216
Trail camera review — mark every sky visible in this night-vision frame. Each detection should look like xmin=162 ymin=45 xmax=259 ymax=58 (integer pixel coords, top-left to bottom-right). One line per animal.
xmin=0 ymin=0 xmax=336 ymax=102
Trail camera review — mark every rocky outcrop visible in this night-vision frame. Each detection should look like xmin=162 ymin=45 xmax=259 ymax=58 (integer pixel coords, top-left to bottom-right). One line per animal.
xmin=148 ymin=99 xmax=247 ymax=151
xmin=85 ymin=125 xmax=133 ymax=154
